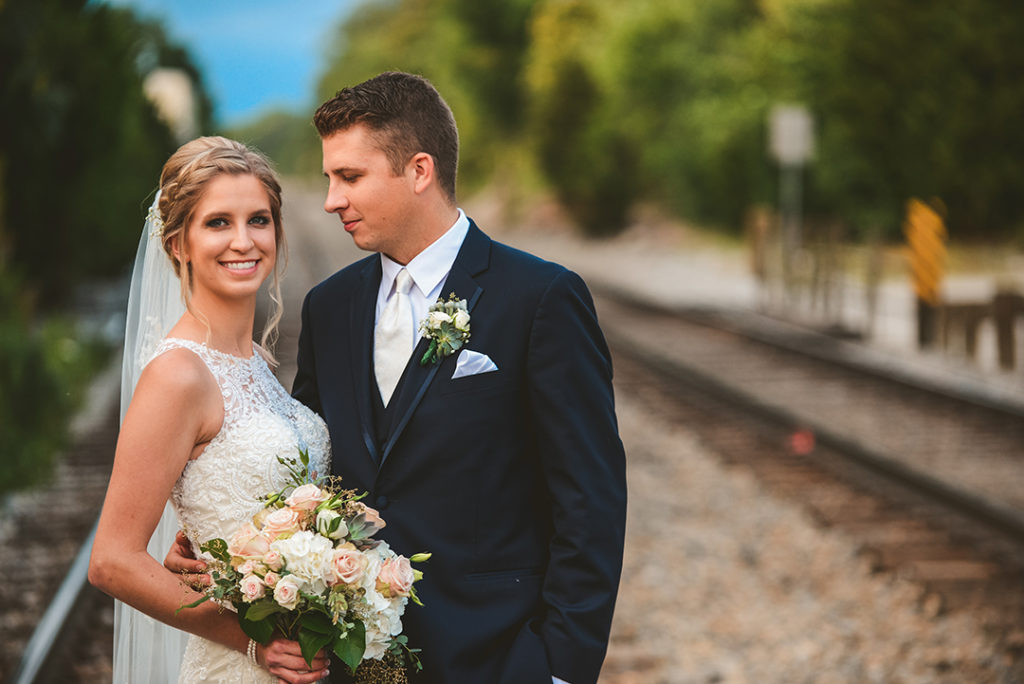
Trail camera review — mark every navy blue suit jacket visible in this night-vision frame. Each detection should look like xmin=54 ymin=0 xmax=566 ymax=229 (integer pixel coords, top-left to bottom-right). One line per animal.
xmin=293 ymin=222 xmax=626 ymax=684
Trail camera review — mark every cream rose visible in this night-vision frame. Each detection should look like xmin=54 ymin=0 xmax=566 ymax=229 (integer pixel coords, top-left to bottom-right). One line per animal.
xmin=329 ymin=544 xmax=368 ymax=586
xmin=376 ymin=556 xmax=414 ymax=597
xmin=262 ymin=507 xmax=301 ymax=540
xmin=453 ymin=309 xmax=470 ymax=331
xmin=285 ymin=483 xmax=328 ymax=512
xmin=239 ymin=574 xmax=266 ymax=603
xmin=273 ymin=575 xmax=301 ymax=610
xmin=316 ymin=509 xmax=347 ymax=540
xmin=427 ymin=311 xmax=452 ymax=329
xmin=228 ymin=522 xmax=271 ymax=559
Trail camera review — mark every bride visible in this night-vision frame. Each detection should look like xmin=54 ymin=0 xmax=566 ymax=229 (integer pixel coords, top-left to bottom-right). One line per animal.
xmin=89 ymin=136 xmax=331 ymax=683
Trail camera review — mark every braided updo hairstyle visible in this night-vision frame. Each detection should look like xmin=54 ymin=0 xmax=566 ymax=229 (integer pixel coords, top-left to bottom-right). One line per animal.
xmin=156 ymin=136 xmax=287 ymax=362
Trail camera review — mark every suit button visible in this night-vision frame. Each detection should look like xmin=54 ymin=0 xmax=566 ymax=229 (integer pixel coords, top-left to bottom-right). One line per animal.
xmin=375 ymin=495 xmax=389 ymax=510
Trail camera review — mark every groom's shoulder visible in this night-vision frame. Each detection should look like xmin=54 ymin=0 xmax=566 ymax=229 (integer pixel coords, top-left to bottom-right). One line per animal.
xmin=485 ymin=235 xmax=578 ymax=295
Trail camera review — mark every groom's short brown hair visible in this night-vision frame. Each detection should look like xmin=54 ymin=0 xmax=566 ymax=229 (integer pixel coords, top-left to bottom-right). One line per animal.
xmin=314 ymin=72 xmax=459 ymax=204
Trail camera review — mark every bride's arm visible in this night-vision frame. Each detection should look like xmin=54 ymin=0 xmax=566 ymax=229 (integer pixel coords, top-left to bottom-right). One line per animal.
xmin=89 ymin=351 xmax=328 ymax=683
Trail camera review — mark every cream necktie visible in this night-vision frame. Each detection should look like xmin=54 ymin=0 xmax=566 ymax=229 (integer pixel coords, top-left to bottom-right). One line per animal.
xmin=374 ymin=268 xmax=415 ymax=406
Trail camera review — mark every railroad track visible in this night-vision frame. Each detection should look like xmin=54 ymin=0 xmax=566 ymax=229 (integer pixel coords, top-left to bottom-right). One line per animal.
xmin=6 ymin=278 xmax=1024 ymax=682
xmin=592 ymin=287 xmax=1024 ymax=674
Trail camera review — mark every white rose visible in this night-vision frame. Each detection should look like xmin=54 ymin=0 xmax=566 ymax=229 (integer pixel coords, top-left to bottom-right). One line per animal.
xmin=316 ymin=509 xmax=347 ymax=540
xmin=273 ymin=575 xmax=301 ymax=610
xmin=427 ymin=311 xmax=451 ymax=329
xmin=453 ymin=309 xmax=470 ymax=331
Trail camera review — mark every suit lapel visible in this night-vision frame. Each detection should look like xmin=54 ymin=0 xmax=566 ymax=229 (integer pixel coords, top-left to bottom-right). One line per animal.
xmin=377 ymin=222 xmax=490 ymax=471
xmin=351 ymin=258 xmax=381 ymax=465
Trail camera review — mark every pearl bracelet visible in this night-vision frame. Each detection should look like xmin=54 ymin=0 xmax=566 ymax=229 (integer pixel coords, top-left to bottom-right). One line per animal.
xmin=247 ymin=638 xmax=258 ymax=664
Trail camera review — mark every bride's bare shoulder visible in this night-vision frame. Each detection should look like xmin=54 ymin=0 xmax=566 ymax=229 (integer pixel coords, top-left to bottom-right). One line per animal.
xmin=134 ymin=346 xmax=217 ymax=402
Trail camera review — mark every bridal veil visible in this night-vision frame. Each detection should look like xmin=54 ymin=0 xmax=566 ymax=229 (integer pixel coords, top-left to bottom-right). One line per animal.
xmin=112 ymin=191 xmax=189 ymax=683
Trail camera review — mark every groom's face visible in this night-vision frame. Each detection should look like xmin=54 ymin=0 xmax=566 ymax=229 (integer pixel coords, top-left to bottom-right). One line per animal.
xmin=322 ymin=124 xmax=416 ymax=261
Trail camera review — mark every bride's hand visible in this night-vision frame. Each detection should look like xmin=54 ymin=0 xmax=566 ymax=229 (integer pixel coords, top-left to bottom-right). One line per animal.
xmin=258 ymin=638 xmax=329 ymax=683
xmin=163 ymin=530 xmax=211 ymax=589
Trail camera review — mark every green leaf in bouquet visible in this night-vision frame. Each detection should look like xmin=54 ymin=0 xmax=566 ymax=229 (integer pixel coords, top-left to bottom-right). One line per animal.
xmin=243 ymin=599 xmax=285 ymax=622
xmin=327 ymin=515 xmax=343 ymax=536
xmin=299 ymin=447 xmax=310 ymax=468
xmin=333 ymin=619 xmax=366 ymax=674
xmin=299 ymin=608 xmax=335 ymax=635
xmin=173 ymin=594 xmax=211 ymax=614
xmin=299 ymin=590 xmax=328 ymax=613
xmin=239 ymin=612 xmax=275 ymax=645
xmin=299 ymin=624 xmax=335 ymax=667
xmin=198 ymin=538 xmax=231 ymax=564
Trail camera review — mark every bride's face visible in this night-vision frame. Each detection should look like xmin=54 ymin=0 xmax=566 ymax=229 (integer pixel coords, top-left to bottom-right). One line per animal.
xmin=181 ymin=173 xmax=276 ymax=301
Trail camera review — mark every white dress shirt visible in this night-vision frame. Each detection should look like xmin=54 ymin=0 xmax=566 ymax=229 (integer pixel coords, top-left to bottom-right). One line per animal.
xmin=375 ymin=209 xmax=470 ymax=339
xmin=375 ymin=209 xmax=571 ymax=684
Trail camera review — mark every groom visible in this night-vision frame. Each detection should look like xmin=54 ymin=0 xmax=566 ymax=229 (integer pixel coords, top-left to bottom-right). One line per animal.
xmin=169 ymin=71 xmax=626 ymax=683
xmin=298 ymin=72 xmax=626 ymax=683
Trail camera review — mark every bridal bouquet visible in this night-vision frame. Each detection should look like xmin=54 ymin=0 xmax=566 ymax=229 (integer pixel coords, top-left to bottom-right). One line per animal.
xmin=179 ymin=450 xmax=427 ymax=674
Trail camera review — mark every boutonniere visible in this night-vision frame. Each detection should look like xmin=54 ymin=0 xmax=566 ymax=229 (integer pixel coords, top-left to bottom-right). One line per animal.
xmin=418 ymin=293 xmax=471 ymax=365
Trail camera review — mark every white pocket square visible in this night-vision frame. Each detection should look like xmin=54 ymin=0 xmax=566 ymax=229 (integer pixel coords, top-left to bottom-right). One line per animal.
xmin=452 ymin=349 xmax=498 ymax=379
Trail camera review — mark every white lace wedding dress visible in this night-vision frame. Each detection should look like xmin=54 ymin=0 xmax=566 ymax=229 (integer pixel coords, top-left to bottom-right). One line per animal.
xmin=153 ymin=338 xmax=331 ymax=683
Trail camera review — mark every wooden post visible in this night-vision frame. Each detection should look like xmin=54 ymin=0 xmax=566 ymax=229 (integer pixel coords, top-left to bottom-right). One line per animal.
xmin=992 ymin=291 xmax=1023 ymax=370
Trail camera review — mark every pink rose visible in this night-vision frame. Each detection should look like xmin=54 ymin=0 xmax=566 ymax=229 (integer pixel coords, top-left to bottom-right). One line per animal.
xmin=273 ymin=576 xmax=301 ymax=610
xmin=263 ymin=572 xmax=280 ymax=588
xmin=262 ymin=507 xmax=301 ymax=540
xmin=239 ymin=574 xmax=266 ymax=603
xmin=286 ymin=483 xmax=329 ymax=512
xmin=237 ymin=559 xmax=256 ymax=576
xmin=329 ymin=544 xmax=368 ymax=586
xmin=376 ymin=556 xmax=414 ymax=597
xmin=228 ymin=522 xmax=271 ymax=559
xmin=262 ymin=549 xmax=284 ymax=571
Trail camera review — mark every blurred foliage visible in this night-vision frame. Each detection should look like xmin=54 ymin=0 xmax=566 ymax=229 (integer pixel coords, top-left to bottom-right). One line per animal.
xmin=0 ymin=273 xmax=110 ymax=495
xmin=783 ymin=0 xmax=1024 ymax=240
xmin=0 ymin=0 xmax=206 ymax=306
xmin=316 ymin=0 xmax=535 ymax=197
xmin=0 ymin=0 xmax=207 ymax=493
xmin=225 ymin=109 xmax=324 ymax=178
xmin=301 ymin=0 xmax=1024 ymax=240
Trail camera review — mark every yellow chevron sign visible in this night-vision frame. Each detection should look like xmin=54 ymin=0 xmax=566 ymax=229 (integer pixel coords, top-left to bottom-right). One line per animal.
xmin=903 ymin=198 xmax=947 ymax=305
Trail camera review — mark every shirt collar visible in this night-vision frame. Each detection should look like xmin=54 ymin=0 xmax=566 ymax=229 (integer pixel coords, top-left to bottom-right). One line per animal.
xmin=379 ymin=209 xmax=469 ymax=297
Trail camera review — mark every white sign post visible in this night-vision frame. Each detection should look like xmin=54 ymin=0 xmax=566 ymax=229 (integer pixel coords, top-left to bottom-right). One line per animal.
xmin=769 ymin=105 xmax=814 ymax=302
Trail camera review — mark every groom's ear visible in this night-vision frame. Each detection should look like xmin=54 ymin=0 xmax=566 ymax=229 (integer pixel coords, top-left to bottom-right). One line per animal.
xmin=408 ymin=152 xmax=436 ymax=195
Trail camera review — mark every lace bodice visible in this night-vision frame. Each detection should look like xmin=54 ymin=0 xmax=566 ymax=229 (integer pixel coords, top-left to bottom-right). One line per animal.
xmin=149 ymin=338 xmax=330 ymax=683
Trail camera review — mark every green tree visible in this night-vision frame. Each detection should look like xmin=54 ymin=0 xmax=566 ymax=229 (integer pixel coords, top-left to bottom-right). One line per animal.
xmin=0 ymin=0 xmax=183 ymax=305
xmin=226 ymin=109 xmax=323 ymax=178
xmin=787 ymin=0 xmax=1024 ymax=239
xmin=524 ymin=0 xmax=640 ymax=235
xmin=316 ymin=0 xmax=541 ymax=195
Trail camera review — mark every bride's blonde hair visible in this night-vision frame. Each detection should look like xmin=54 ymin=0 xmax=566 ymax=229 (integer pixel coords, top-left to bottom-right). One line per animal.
xmin=157 ymin=136 xmax=287 ymax=364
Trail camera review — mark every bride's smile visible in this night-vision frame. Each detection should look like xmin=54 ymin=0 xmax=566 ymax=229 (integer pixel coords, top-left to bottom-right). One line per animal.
xmin=182 ymin=173 xmax=276 ymax=300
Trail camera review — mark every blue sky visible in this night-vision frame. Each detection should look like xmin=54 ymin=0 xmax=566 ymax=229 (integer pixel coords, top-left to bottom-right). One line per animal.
xmin=102 ymin=0 xmax=356 ymax=125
